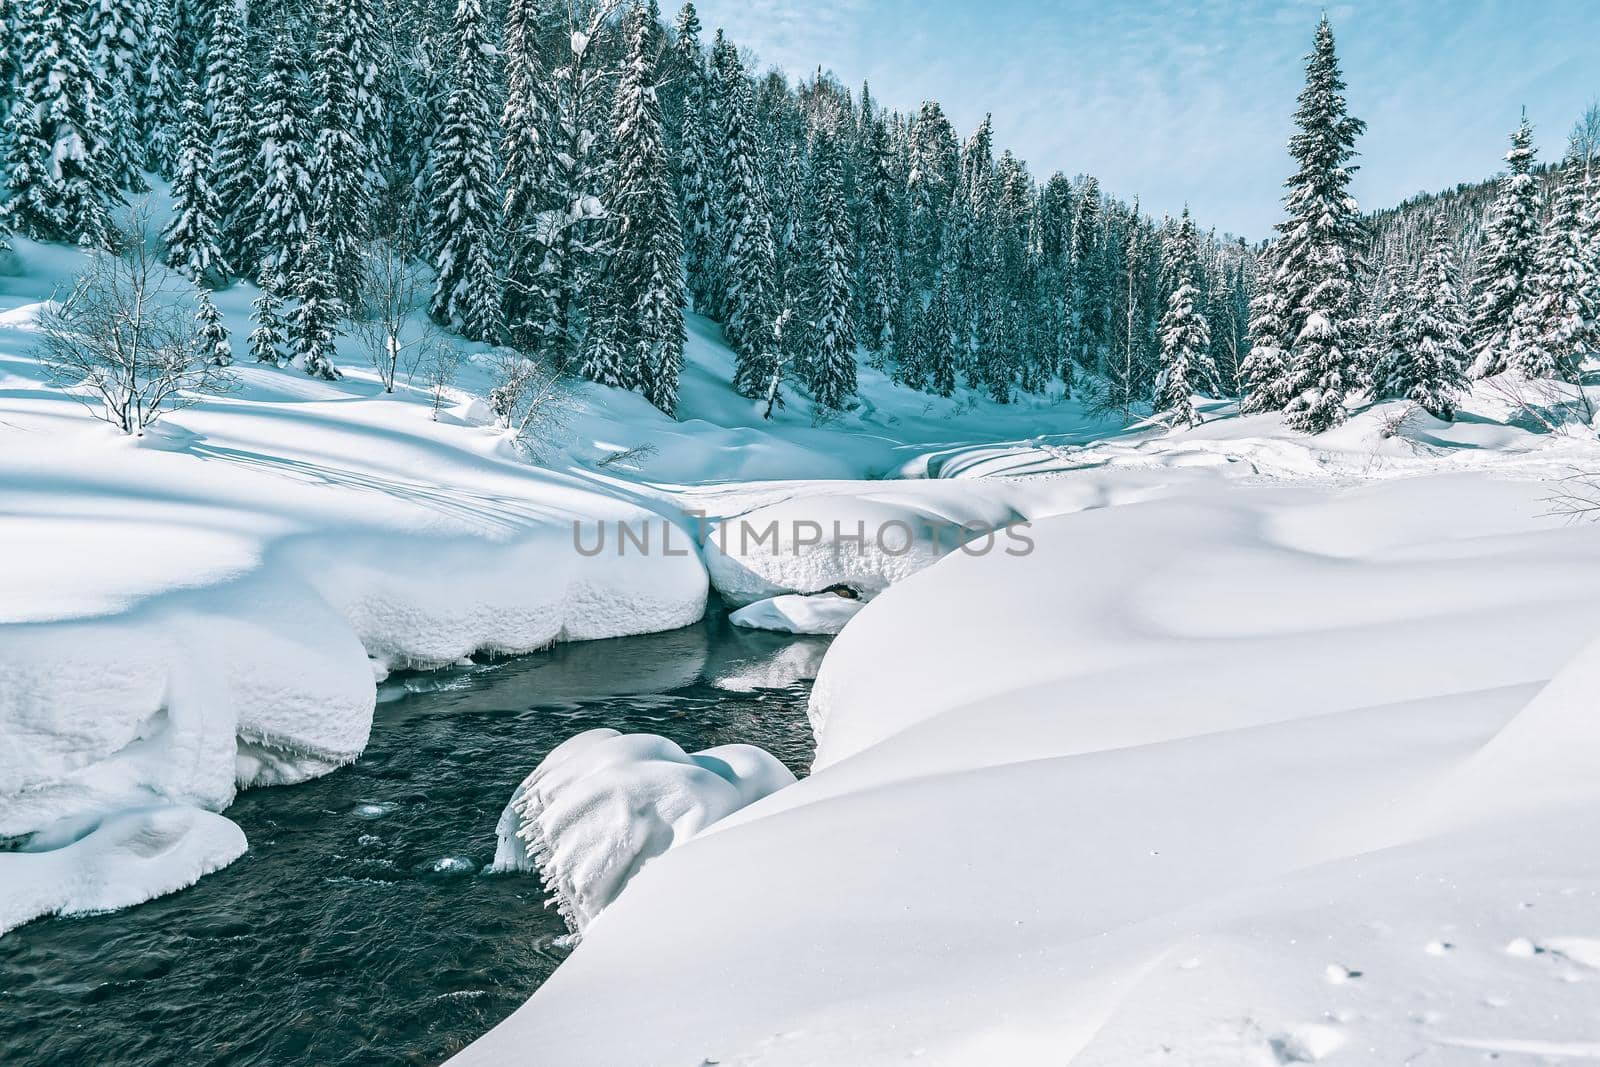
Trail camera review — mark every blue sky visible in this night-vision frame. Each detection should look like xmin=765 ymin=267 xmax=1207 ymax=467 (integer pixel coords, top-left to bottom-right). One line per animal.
xmin=689 ymin=0 xmax=1600 ymax=239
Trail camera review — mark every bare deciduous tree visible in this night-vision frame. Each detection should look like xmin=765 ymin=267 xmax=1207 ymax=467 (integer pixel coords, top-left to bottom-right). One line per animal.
xmin=349 ymin=237 xmax=446 ymax=393
xmin=36 ymin=218 xmax=236 ymax=435
xmin=486 ymin=346 xmax=572 ymax=456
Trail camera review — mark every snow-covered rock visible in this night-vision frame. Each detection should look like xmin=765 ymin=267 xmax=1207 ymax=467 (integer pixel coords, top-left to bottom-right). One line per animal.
xmin=0 ymin=805 xmax=247 ymax=935
xmin=728 ymin=591 xmax=864 ymax=634
xmin=492 ymin=728 xmax=795 ymax=932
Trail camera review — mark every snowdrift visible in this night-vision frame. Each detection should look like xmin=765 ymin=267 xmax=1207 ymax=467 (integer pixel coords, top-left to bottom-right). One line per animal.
xmin=492 ymin=728 xmax=795 ymax=932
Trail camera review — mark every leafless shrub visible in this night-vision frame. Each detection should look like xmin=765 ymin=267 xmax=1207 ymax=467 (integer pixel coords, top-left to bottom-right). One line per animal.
xmin=1479 ymin=372 xmax=1595 ymax=434
xmin=348 ymin=237 xmax=444 ymax=394
xmin=422 ymin=344 xmax=463 ymax=421
xmin=35 ymin=214 xmax=236 ymax=435
xmin=486 ymin=346 xmax=573 ymax=456
xmin=595 ymin=442 xmax=659 ymax=470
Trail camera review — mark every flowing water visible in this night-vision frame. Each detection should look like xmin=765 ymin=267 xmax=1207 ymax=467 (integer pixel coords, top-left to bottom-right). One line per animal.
xmin=0 ymin=616 xmax=827 ymax=1067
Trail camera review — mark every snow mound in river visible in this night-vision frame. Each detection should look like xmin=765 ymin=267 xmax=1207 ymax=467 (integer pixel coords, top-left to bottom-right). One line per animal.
xmin=0 ymin=805 xmax=247 ymax=935
xmin=493 ymin=728 xmax=795 ymax=933
xmin=729 ymin=591 xmax=863 ymax=634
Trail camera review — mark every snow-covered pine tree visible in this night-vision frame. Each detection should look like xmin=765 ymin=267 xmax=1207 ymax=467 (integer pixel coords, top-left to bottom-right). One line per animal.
xmin=289 ymin=237 xmax=342 ymax=380
xmin=206 ymin=0 xmax=256 ymax=278
xmin=0 ymin=0 xmax=116 ymax=247
xmin=890 ymin=285 xmax=926 ymax=390
xmin=140 ymin=0 xmax=181 ymax=176
xmin=1153 ymin=209 xmax=1214 ymax=428
xmin=162 ymin=88 xmax=228 ymax=287
xmin=856 ymin=112 xmax=900 ymax=361
xmin=1467 ymin=113 xmax=1541 ymax=378
xmin=1275 ymin=16 xmax=1367 ymax=434
xmin=1390 ymin=211 xmax=1469 ymax=419
xmin=1240 ymin=246 xmax=1293 ymax=412
xmin=310 ymin=0 xmax=372 ymax=302
xmin=196 ymin=289 xmax=232 ymax=366
xmin=87 ymin=0 xmax=150 ymax=191
xmin=721 ymin=79 xmax=780 ymax=397
xmin=923 ymin=269 xmax=957 ymax=397
xmin=1513 ymin=139 xmax=1597 ymax=381
xmin=675 ymin=4 xmax=717 ymax=314
xmin=801 ymin=133 xmax=857 ymax=412
xmin=1070 ymin=175 xmax=1106 ymax=371
xmin=1362 ymin=260 xmax=1411 ymax=398
xmin=244 ymin=30 xmax=313 ymax=287
xmin=249 ymin=269 xmax=288 ymax=365
xmin=602 ymin=3 xmax=687 ymax=413
xmin=425 ymin=0 xmax=500 ymax=342
xmin=499 ymin=0 xmax=555 ymax=348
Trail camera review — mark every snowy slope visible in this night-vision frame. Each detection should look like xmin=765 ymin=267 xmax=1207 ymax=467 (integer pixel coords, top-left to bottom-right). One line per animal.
xmin=458 ymin=445 xmax=1600 ymax=1064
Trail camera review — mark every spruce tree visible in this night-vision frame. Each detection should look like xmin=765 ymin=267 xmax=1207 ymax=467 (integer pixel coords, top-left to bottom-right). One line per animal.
xmin=603 ymin=4 xmax=687 ymax=413
xmin=801 ymin=135 xmax=857 ymax=411
xmin=1391 ymin=212 xmax=1469 ymax=419
xmin=250 ymin=270 xmax=288 ymax=366
xmin=162 ymin=89 xmax=228 ymax=287
xmin=140 ymin=0 xmax=181 ymax=176
xmin=721 ymin=79 xmax=780 ymax=396
xmin=856 ymin=113 xmax=900 ymax=360
xmin=289 ymin=238 xmax=342 ymax=380
xmin=1468 ymin=113 xmax=1542 ymax=378
xmin=499 ymin=0 xmax=554 ymax=347
xmin=1153 ymin=209 xmax=1215 ymax=427
xmin=924 ymin=270 xmax=957 ymax=397
xmin=1070 ymin=176 xmax=1106 ymax=370
xmin=1514 ymin=140 xmax=1597 ymax=381
xmin=86 ymin=0 xmax=148 ymax=190
xmin=244 ymin=31 xmax=313 ymax=287
xmin=675 ymin=4 xmax=716 ymax=313
xmin=1241 ymin=246 xmax=1293 ymax=412
xmin=196 ymin=290 xmax=232 ymax=367
xmin=426 ymin=0 xmax=501 ymax=342
xmin=207 ymin=0 xmax=256 ymax=278
xmin=310 ymin=0 xmax=371 ymax=301
xmin=1275 ymin=16 xmax=1367 ymax=433
xmin=1 ymin=0 xmax=116 ymax=246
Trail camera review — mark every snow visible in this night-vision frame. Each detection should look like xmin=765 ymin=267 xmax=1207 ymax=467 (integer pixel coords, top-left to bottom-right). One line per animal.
xmin=0 ymin=805 xmax=247 ymax=935
xmin=491 ymin=728 xmax=795 ymax=931
xmin=729 ymin=591 xmax=863 ymax=634
xmin=457 ymin=448 xmax=1600 ymax=1065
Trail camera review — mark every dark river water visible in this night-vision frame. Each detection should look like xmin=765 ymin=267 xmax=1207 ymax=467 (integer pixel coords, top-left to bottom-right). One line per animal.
xmin=0 ymin=617 xmax=826 ymax=1067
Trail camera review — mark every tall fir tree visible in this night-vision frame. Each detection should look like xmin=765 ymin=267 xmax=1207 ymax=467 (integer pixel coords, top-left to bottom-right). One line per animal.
xmin=923 ymin=269 xmax=957 ymax=397
xmin=243 ymin=30 xmax=313 ymax=287
xmin=1241 ymin=245 xmax=1293 ymax=412
xmin=800 ymin=134 xmax=857 ymax=411
xmin=720 ymin=79 xmax=780 ymax=396
xmin=674 ymin=5 xmax=715 ymax=310
xmin=600 ymin=4 xmax=687 ymax=412
xmin=250 ymin=269 xmax=288 ymax=366
xmin=1153 ymin=209 xmax=1215 ymax=427
xmin=499 ymin=0 xmax=555 ymax=347
xmin=1513 ymin=140 xmax=1597 ymax=380
xmin=1 ymin=0 xmax=116 ymax=247
xmin=87 ymin=0 xmax=150 ymax=191
xmin=310 ymin=0 xmax=372 ymax=301
xmin=1390 ymin=212 xmax=1469 ymax=419
xmin=162 ymin=88 xmax=228 ymax=286
xmin=1274 ymin=16 xmax=1367 ymax=433
xmin=1467 ymin=113 xmax=1542 ymax=378
xmin=426 ymin=0 xmax=501 ymax=342
xmin=289 ymin=236 xmax=342 ymax=380
xmin=856 ymin=113 xmax=900 ymax=361
xmin=140 ymin=0 xmax=181 ymax=176
xmin=206 ymin=0 xmax=257 ymax=277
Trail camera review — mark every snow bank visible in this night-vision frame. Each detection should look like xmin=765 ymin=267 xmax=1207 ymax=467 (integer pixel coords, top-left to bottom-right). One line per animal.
xmin=728 ymin=591 xmax=863 ymax=634
xmin=0 ymin=805 xmax=247 ymax=935
xmin=455 ymin=470 xmax=1600 ymax=1066
xmin=491 ymin=728 xmax=795 ymax=932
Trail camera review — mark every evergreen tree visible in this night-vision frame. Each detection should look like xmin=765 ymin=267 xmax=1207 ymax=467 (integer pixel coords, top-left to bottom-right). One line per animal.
xmin=206 ymin=0 xmax=256 ymax=277
xmin=1 ymin=0 xmax=116 ymax=246
xmin=675 ymin=4 xmax=716 ymax=312
xmin=140 ymin=0 xmax=181 ymax=175
xmin=1391 ymin=212 xmax=1469 ymax=419
xmin=310 ymin=0 xmax=372 ymax=301
xmin=923 ymin=270 xmax=957 ymax=397
xmin=1467 ymin=113 xmax=1542 ymax=378
xmin=1070 ymin=176 xmax=1106 ymax=369
xmin=602 ymin=4 xmax=687 ymax=413
xmin=856 ymin=113 xmax=900 ymax=360
xmin=289 ymin=238 xmax=342 ymax=379
xmin=1514 ymin=140 xmax=1597 ymax=380
xmin=1153 ymin=209 xmax=1214 ymax=427
xmin=162 ymin=89 xmax=228 ymax=287
xmin=1241 ymin=246 xmax=1293 ymax=412
xmin=196 ymin=289 xmax=232 ymax=367
xmin=499 ymin=0 xmax=554 ymax=347
xmin=426 ymin=0 xmax=501 ymax=341
xmin=801 ymin=135 xmax=857 ymax=411
xmin=250 ymin=270 xmax=288 ymax=366
xmin=243 ymin=31 xmax=313 ymax=286
xmin=1274 ymin=16 xmax=1368 ymax=433
xmin=721 ymin=79 xmax=780 ymax=396
xmin=87 ymin=0 xmax=148 ymax=190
